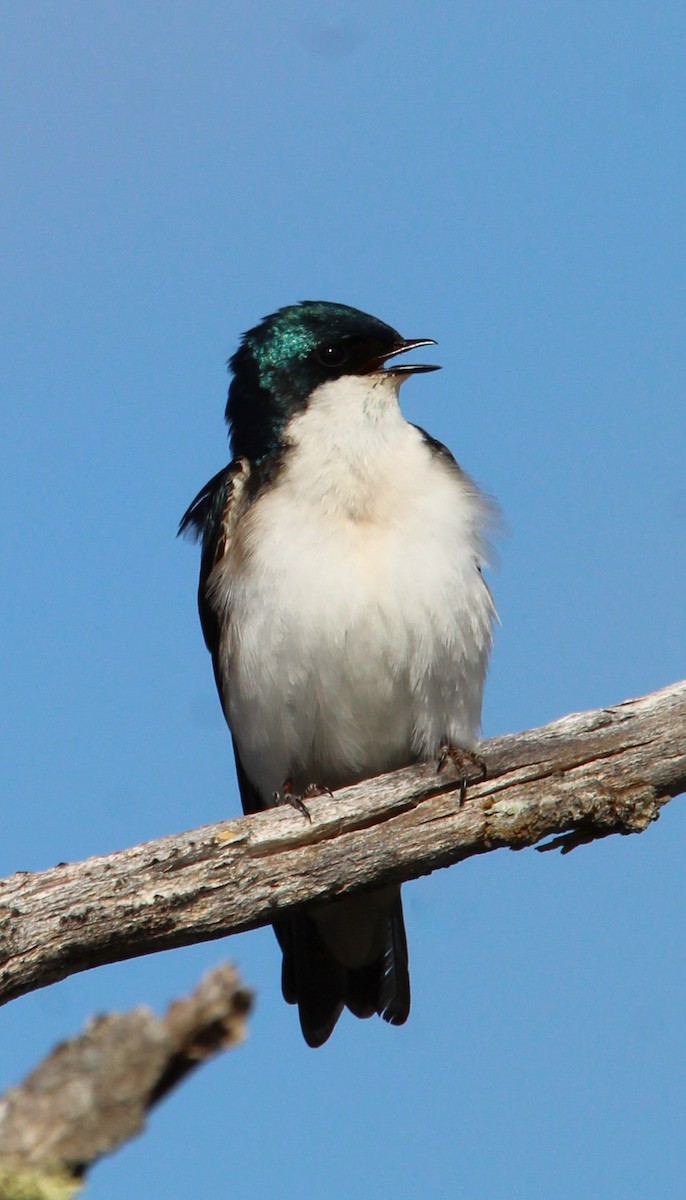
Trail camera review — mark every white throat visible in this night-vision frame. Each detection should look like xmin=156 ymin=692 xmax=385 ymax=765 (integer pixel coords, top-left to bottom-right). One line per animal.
xmin=282 ymin=372 xmax=409 ymax=521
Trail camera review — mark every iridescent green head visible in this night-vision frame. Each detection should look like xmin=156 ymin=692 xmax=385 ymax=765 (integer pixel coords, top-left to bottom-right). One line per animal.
xmin=225 ymin=300 xmax=438 ymax=461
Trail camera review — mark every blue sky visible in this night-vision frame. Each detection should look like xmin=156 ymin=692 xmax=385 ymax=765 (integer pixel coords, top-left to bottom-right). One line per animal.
xmin=1 ymin=2 xmax=685 ymax=1196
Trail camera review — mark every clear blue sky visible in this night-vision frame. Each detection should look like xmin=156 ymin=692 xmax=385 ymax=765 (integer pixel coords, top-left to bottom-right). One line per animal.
xmin=2 ymin=3 xmax=685 ymax=1196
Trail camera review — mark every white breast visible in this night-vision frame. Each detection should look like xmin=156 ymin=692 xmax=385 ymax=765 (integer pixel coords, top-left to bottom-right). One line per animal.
xmin=211 ymin=373 xmax=496 ymax=802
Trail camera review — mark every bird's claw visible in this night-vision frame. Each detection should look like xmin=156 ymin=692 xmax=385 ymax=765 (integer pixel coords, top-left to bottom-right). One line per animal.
xmin=272 ymin=779 xmax=333 ymax=822
xmin=436 ymin=744 xmax=487 ymax=805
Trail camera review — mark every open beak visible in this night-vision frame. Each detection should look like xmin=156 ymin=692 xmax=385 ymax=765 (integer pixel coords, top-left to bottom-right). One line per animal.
xmin=368 ymin=338 xmax=441 ymax=376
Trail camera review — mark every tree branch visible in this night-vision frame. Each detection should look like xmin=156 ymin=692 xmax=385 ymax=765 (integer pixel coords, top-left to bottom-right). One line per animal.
xmin=1 ymin=681 xmax=684 ymax=1008
xmin=0 ymin=963 xmax=252 ymax=1198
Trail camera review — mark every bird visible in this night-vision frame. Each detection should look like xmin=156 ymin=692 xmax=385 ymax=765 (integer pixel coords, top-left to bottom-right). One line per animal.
xmin=179 ymin=300 xmax=496 ymax=1047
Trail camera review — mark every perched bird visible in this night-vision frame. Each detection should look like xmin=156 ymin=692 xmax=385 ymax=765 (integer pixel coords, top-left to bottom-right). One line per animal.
xmin=180 ymin=301 xmax=496 ymax=1047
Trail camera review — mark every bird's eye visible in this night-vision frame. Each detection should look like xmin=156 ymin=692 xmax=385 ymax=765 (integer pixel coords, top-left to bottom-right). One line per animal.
xmin=315 ymin=343 xmax=348 ymax=368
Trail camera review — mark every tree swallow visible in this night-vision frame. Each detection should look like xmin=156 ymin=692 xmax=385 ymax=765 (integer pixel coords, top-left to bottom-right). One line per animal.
xmin=180 ymin=301 xmax=496 ymax=1047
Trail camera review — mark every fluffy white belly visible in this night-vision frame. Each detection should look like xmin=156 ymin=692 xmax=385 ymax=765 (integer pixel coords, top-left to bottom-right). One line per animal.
xmin=212 ymin=381 xmax=495 ymax=802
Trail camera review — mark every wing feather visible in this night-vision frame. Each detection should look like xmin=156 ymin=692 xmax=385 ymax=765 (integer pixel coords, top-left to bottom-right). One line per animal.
xmin=178 ymin=458 xmax=250 ymax=659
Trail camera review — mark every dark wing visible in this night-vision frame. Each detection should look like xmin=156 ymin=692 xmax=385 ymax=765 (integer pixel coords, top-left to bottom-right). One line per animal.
xmin=179 ymin=459 xmax=265 ymax=821
xmin=178 ymin=458 xmax=249 ymax=668
xmin=413 ymin=423 xmax=462 ymax=470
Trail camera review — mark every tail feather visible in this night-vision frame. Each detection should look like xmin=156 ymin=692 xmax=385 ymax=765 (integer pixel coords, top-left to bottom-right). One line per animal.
xmin=277 ymin=912 xmax=345 ymax=1048
xmin=378 ymin=894 xmax=410 ymax=1026
xmin=346 ymin=957 xmax=383 ymax=1020
xmin=278 ymin=894 xmax=410 ymax=1046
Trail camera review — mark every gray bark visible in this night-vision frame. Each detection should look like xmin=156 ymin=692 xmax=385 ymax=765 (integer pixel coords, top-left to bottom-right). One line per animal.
xmin=0 ymin=964 xmax=251 ymax=1196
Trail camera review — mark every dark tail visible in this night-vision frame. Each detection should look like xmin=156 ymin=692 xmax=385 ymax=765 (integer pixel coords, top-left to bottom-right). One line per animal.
xmin=275 ymin=894 xmax=410 ymax=1048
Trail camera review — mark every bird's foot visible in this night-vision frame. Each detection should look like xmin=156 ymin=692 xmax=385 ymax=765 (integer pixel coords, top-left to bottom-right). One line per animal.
xmin=436 ymin=744 xmax=487 ymax=805
xmin=272 ymin=779 xmax=333 ymax=823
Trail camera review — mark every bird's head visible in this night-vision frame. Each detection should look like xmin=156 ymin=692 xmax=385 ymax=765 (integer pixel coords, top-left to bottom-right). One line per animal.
xmin=225 ymin=300 xmax=439 ymax=461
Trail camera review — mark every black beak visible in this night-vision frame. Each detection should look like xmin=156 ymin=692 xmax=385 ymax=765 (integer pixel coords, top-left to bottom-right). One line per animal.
xmin=371 ymin=338 xmax=441 ymax=375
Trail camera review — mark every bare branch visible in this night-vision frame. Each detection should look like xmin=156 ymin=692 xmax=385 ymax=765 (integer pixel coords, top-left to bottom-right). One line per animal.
xmin=0 ymin=964 xmax=252 ymax=1198
xmin=0 ymin=681 xmax=684 ymax=1009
